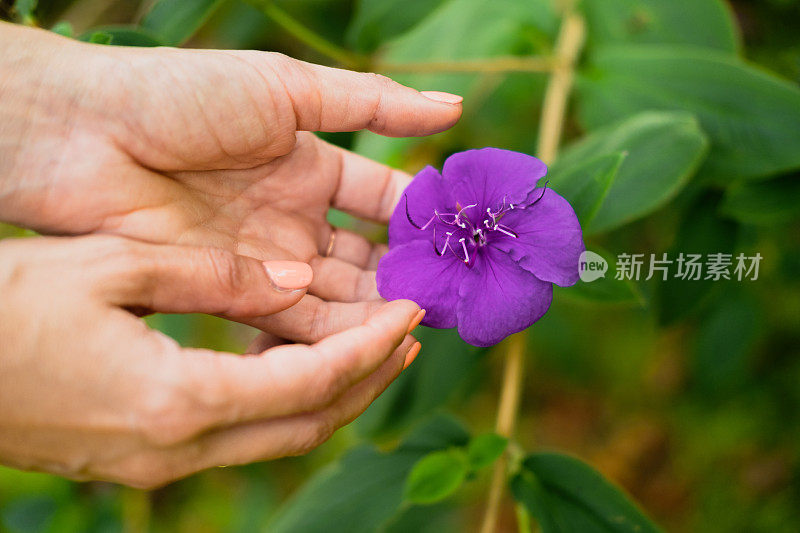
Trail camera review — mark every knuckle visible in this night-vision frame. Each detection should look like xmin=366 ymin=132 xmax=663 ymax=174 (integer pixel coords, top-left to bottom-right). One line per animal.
xmin=305 ymin=361 xmax=343 ymax=410
xmin=295 ymin=414 xmax=335 ymax=455
xmin=90 ymin=234 xmax=143 ymax=262
xmin=265 ymin=51 xmax=295 ymax=70
xmin=119 ymin=456 xmax=173 ymax=490
xmin=132 ymin=382 xmax=198 ymax=447
xmin=188 ymin=363 xmax=237 ymax=420
xmin=365 ymin=71 xmax=394 ymax=87
xmin=204 ymin=248 xmax=243 ymax=298
xmin=93 ymin=236 xmax=152 ymax=283
xmin=304 ymin=302 xmax=329 ymax=342
xmin=0 ymin=241 xmax=28 ymax=288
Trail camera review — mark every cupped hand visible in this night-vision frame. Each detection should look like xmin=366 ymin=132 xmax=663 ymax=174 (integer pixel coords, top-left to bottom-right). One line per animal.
xmin=0 ymin=22 xmax=462 ymax=342
xmin=0 ymin=234 xmax=422 ymax=488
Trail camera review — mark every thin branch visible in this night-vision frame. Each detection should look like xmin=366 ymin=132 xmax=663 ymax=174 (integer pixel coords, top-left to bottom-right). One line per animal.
xmin=480 ymin=334 xmax=525 ymax=533
xmin=536 ymin=10 xmax=585 ymax=165
xmin=376 ymin=56 xmax=555 ymax=74
xmin=249 ymin=1 xmax=363 ymax=68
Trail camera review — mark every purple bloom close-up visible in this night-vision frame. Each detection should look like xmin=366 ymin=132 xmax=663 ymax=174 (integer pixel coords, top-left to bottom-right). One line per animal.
xmin=376 ymin=148 xmax=585 ymax=347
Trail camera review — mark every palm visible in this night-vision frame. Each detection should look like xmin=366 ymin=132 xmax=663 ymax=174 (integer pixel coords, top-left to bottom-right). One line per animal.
xmin=9 ymin=41 xmax=461 ymax=342
xmin=131 ymin=134 xmax=338 ymax=263
xmin=94 ymin=133 xmax=385 ymax=342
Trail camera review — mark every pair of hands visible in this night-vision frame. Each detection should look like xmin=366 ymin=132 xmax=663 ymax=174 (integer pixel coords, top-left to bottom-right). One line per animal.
xmin=0 ymin=22 xmax=461 ymax=487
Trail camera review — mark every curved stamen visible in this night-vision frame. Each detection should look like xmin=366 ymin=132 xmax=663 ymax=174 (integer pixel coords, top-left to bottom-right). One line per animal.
xmin=520 ymin=180 xmax=549 ymax=210
xmin=455 ymin=203 xmax=478 ymax=233
xmin=486 ymin=196 xmax=508 ymax=220
xmin=435 ymin=211 xmax=459 ymax=225
xmin=495 ymin=224 xmax=518 ymax=238
xmin=404 ymin=195 xmax=431 ymax=230
xmin=405 ymin=195 xmax=460 ymax=230
xmin=457 ymin=203 xmax=478 ymax=218
xmin=433 ymin=227 xmax=454 ymax=256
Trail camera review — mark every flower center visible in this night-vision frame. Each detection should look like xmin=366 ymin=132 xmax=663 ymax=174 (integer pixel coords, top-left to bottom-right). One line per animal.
xmin=403 ymin=184 xmax=549 ymax=266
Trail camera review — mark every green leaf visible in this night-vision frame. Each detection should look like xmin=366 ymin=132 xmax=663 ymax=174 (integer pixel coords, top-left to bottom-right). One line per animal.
xmin=561 ymin=247 xmax=643 ymax=304
xmin=399 ymin=413 xmax=471 ymax=452
xmin=656 ymin=193 xmax=739 ymax=325
xmin=354 ymin=0 xmax=557 ymax=164
xmin=87 ymin=31 xmax=113 ymax=45
xmin=466 ymin=433 xmax=508 ymax=470
xmin=404 ymin=449 xmax=469 ymax=505
xmin=346 ymin=0 xmax=449 ymax=53
xmin=719 ymin=175 xmax=800 ymax=226
xmin=12 ymin=0 xmax=37 ymax=23
xmin=383 ymin=502 xmax=460 ymax=533
xmin=581 ymin=0 xmax=739 ymax=53
xmin=691 ymin=290 xmax=761 ymax=396
xmin=511 ymin=452 xmax=661 ymax=533
xmin=78 ymin=26 xmax=164 ymax=47
xmin=141 ymin=0 xmax=224 ymax=46
xmin=269 ymin=415 xmax=468 ymax=533
xmin=50 ymin=21 xmax=73 ymax=38
xmin=555 ymin=111 xmax=708 ymax=233
xmin=547 ymin=152 xmax=625 ymax=230
xmin=356 ymin=327 xmax=487 ymax=439
xmin=380 ymin=0 xmax=556 ymax=65
xmin=577 ymin=45 xmax=800 ymax=181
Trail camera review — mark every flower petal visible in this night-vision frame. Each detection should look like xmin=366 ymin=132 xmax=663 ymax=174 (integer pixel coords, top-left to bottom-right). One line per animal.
xmin=442 ymin=148 xmax=547 ymax=210
xmin=456 ymin=247 xmax=553 ymax=347
xmin=377 ymin=240 xmax=466 ymax=328
xmin=389 ymin=165 xmax=456 ymax=247
xmin=491 ymin=188 xmax=584 ymax=287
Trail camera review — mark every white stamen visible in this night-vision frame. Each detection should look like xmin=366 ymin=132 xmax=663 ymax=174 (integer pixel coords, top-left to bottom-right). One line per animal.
xmin=495 ymin=226 xmax=517 ymax=238
xmin=459 ymin=238 xmax=469 ymax=263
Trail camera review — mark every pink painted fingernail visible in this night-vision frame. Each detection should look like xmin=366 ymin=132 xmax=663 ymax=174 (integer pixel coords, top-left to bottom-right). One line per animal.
xmin=263 ymin=261 xmax=313 ymax=291
xmin=403 ymin=342 xmax=422 ymax=370
xmin=420 ymin=91 xmax=463 ymax=105
xmin=407 ymin=309 xmax=426 ymax=335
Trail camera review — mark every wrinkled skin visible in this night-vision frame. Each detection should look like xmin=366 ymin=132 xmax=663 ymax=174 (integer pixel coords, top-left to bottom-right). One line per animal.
xmin=0 ymin=22 xmax=462 ymax=342
xmin=0 ymin=22 xmax=458 ymax=486
xmin=0 ymin=235 xmax=421 ymax=488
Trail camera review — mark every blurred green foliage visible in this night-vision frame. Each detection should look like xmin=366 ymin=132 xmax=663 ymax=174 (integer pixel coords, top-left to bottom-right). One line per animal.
xmin=2 ymin=0 xmax=800 ymax=531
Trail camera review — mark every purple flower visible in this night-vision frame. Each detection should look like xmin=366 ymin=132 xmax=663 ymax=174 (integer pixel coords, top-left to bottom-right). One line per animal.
xmin=376 ymin=148 xmax=585 ymax=347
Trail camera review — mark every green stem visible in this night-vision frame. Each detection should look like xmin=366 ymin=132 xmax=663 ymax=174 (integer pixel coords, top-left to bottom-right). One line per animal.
xmin=376 ymin=56 xmax=555 ymax=74
xmin=250 ymin=1 xmax=363 ymax=68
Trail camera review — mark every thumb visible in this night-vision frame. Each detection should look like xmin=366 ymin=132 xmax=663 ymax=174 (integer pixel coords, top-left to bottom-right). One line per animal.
xmin=100 ymin=239 xmax=312 ymax=318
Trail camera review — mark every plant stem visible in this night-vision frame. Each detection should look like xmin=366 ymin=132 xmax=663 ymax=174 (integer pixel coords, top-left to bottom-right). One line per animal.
xmin=250 ymin=1 xmax=363 ymax=68
xmin=536 ymin=8 xmax=585 ymax=165
xmin=480 ymin=334 xmax=525 ymax=533
xmin=478 ymin=3 xmax=585 ymax=532
xmin=121 ymin=488 xmax=151 ymax=533
xmin=376 ymin=56 xmax=555 ymax=74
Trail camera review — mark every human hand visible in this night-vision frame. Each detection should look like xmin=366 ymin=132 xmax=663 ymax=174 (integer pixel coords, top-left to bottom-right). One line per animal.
xmin=0 ymin=235 xmax=422 ymax=488
xmin=0 ymin=22 xmax=461 ymax=342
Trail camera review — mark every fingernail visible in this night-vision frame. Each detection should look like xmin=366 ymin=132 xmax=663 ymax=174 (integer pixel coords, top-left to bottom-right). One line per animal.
xmin=403 ymin=342 xmax=422 ymax=370
xmin=263 ymin=261 xmax=313 ymax=291
xmin=420 ymin=90 xmax=463 ymax=105
xmin=407 ymin=309 xmax=426 ymax=335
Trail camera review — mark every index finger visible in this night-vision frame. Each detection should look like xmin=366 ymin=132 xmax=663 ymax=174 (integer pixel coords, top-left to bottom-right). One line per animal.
xmin=153 ymin=299 xmax=421 ymax=444
xmin=271 ymin=55 xmax=463 ymax=137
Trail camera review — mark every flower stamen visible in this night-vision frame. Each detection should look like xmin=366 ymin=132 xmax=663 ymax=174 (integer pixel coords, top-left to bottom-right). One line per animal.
xmin=459 ymin=238 xmax=470 ymax=264
xmin=495 ymin=224 xmax=518 ymax=238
